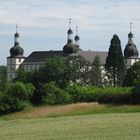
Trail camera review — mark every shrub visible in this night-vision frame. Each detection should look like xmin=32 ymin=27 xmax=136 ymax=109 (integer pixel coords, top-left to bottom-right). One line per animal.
xmin=6 ymin=82 xmax=35 ymax=100
xmin=0 ymin=82 xmax=35 ymax=114
xmin=98 ymin=87 xmax=134 ymax=105
xmin=65 ymin=84 xmax=103 ymax=103
xmin=65 ymin=85 xmax=132 ymax=104
xmin=42 ymin=82 xmax=72 ymax=105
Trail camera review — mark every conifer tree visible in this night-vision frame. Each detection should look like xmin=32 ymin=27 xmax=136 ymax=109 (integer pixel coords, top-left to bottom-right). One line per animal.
xmin=105 ymin=34 xmax=125 ymax=87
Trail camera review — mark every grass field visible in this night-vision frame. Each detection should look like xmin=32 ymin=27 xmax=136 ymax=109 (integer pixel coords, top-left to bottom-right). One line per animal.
xmin=0 ymin=113 xmax=140 ymax=140
xmin=0 ymin=103 xmax=140 ymax=140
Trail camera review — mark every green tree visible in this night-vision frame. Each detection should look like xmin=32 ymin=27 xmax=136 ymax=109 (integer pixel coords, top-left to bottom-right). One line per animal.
xmin=0 ymin=65 xmax=7 ymax=91
xmin=67 ymin=55 xmax=91 ymax=86
xmin=123 ymin=61 xmax=140 ymax=87
xmin=37 ymin=56 xmax=73 ymax=88
xmin=0 ymin=82 xmax=35 ymax=114
xmin=105 ymin=34 xmax=125 ymax=87
xmin=90 ymin=56 xmax=102 ymax=87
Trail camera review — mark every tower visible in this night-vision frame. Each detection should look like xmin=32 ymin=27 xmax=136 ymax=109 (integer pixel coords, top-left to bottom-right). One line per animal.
xmin=63 ymin=18 xmax=77 ymax=54
xmin=124 ymin=23 xmax=139 ymax=68
xmin=7 ymin=25 xmax=25 ymax=80
xmin=74 ymin=26 xmax=80 ymax=50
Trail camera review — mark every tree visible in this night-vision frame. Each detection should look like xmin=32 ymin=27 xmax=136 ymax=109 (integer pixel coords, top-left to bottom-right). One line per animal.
xmin=123 ymin=61 xmax=140 ymax=87
xmin=105 ymin=34 xmax=125 ymax=87
xmin=67 ymin=55 xmax=91 ymax=85
xmin=0 ymin=82 xmax=35 ymax=114
xmin=90 ymin=56 xmax=102 ymax=87
xmin=0 ymin=66 xmax=7 ymax=91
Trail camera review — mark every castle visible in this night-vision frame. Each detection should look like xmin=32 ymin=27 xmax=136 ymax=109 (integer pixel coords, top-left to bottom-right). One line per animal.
xmin=7 ymin=20 xmax=140 ymax=81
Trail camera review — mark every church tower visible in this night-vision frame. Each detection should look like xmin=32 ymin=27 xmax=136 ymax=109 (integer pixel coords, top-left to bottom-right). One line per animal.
xmin=63 ymin=18 xmax=77 ymax=54
xmin=74 ymin=26 xmax=81 ymax=51
xmin=7 ymin=25 xmax=25 ymax=80
xmin=124 ymin=23 xmax=139 ymax=68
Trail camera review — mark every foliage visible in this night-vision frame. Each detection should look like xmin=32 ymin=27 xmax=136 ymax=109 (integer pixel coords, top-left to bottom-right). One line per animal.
xmin=66 ymin=55 xmax=91 ymax=86
xmin=65 ymin=84 xmax=132 ymax=104
xmin=0 ymin=65 xmax=7 ymax=91
xmin=123 ymin=61 xmax=140 ymax=87
xmin=90 ymin=56 xmax=102 ymax=87
xmin=0 ymin=82 xmax=35 ymax=114
xmin=105 ymin=34 xmax=125 ymax=87
xmin=42 ymin=82 xmax=72 ymax=105
xmin=38 ymin=56 xmax=73 ymax=88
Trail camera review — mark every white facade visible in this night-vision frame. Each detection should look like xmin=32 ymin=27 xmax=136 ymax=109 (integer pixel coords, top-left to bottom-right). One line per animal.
xmin=124 ymin=58 xmax=140 ymax=69
xmin=7 ymin=57 xmax=25 ymax=80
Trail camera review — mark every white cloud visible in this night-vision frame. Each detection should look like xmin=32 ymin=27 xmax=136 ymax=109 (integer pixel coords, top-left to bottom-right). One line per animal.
xmin=0 ymin=0 xmax=140 ymax=64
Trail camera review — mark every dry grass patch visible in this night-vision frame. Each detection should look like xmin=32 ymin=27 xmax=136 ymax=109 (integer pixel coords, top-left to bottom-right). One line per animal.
xmin=1 ymin=103 xmax=140 ymax=120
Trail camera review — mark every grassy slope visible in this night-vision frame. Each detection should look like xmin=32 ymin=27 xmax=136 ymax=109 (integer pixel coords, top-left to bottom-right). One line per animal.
xmin=0 ymin=113 xmax=140 ymax=140
xmin=1 ymin=103 xmax=140 ymax=120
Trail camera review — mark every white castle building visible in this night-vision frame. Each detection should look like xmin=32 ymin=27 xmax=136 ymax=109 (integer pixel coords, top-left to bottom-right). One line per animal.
xmin=7 ymin=21 xmax=140 ymax=81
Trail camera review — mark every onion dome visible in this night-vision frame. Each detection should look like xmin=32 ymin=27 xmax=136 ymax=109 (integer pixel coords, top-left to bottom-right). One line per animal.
xmin=124 ymin=23 xmax=139 ymax=58
xmin=75 ymin=35 xmax=80 ymax=41
xmin=9 ymin=26 xmax=24 ymax=57
xmin=124 ymin=39 xmax=138 ymax=58
xmin=10 ymin=42 xmax=24 ymax=57
xmin=63 ymin=42 xmax=76 ymax=54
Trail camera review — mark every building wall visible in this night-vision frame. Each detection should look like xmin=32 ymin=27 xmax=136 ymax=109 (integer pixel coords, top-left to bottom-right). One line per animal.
xmin=124 ymin=58 xmax=140 ymax=69
xmin=7 ymin=57 xmax=25 ymax=81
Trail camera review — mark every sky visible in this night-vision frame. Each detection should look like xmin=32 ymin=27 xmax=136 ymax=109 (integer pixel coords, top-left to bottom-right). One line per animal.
xmin=0 ymin=0 xmax=140 ymax=65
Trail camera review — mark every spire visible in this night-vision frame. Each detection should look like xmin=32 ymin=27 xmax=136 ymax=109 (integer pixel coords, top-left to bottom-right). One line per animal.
xmin=75 ymin=26 xmax=80 ymax=47
xmin=130 ymin=22 xmax=132 ymax=32
xmin=14 ymin=24 xmax=20 ymax=45
xmin=16 ymin=24 xmax=18 ymax=33
xmin=67 ymin=18 xmax=73 ymax=43
xmin=128 ymin=22 xmax=133 ymax=38
xmin=69 ymin=18 xmax=71 ymax=29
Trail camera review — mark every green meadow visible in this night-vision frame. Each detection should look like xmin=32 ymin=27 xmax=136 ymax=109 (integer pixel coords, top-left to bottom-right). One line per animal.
xmin=0 ymin=103 xmax=140 ymax=140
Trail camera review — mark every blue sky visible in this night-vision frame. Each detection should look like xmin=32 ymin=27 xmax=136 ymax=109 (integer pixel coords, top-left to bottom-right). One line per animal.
xmin=0 ymin=0 xmax=140 ymax=65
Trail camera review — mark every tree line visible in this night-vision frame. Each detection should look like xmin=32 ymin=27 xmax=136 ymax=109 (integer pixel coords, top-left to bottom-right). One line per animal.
xmin=0 ymin=34 xmax=140 ymax=114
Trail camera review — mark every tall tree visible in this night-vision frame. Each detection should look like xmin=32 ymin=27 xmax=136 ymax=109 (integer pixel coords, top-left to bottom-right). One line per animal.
xmin=90 ymin=56 xmax=102 ymax=87
xmin=105 ymin=34 xmax=125 ymax=87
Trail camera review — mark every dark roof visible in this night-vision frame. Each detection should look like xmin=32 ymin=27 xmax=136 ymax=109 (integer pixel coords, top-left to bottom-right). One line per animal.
xmin=23 ymin=51 xmax=64 ymax=63
xmin=23 ymin=50 xmax=108 ymax=65
xmin=70 ymin=50 xmax=108 ymax=64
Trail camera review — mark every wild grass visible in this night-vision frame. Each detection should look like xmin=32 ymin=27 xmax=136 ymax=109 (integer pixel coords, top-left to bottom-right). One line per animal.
xmin=1 ymin=103 xmax=140 ymax=120
xmin=0 ymin=113 xmax=140 ymax=140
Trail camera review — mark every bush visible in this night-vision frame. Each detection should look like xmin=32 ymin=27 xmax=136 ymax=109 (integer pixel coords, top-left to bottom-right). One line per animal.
xmin=6 ymin=82 xmax=35 ymax=100
xmin=42 ymin=82 xmax=72 ymax=105
xmin=0 ymin=82 xmax=35 ymax=114
xmin=98 ymin=87 xmax=135 ymax=105
xmin=65 ymin=85 xmax=132 ymax=104
xmin=65 ymin=84 xmax=103 ymax=103
xmin=0 ymin=94 xmax=30 ymax=114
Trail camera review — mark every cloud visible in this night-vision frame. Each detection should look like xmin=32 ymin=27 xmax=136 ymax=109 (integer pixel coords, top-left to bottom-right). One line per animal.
xmin=0 ymin=0 xmax=140 ymax=65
